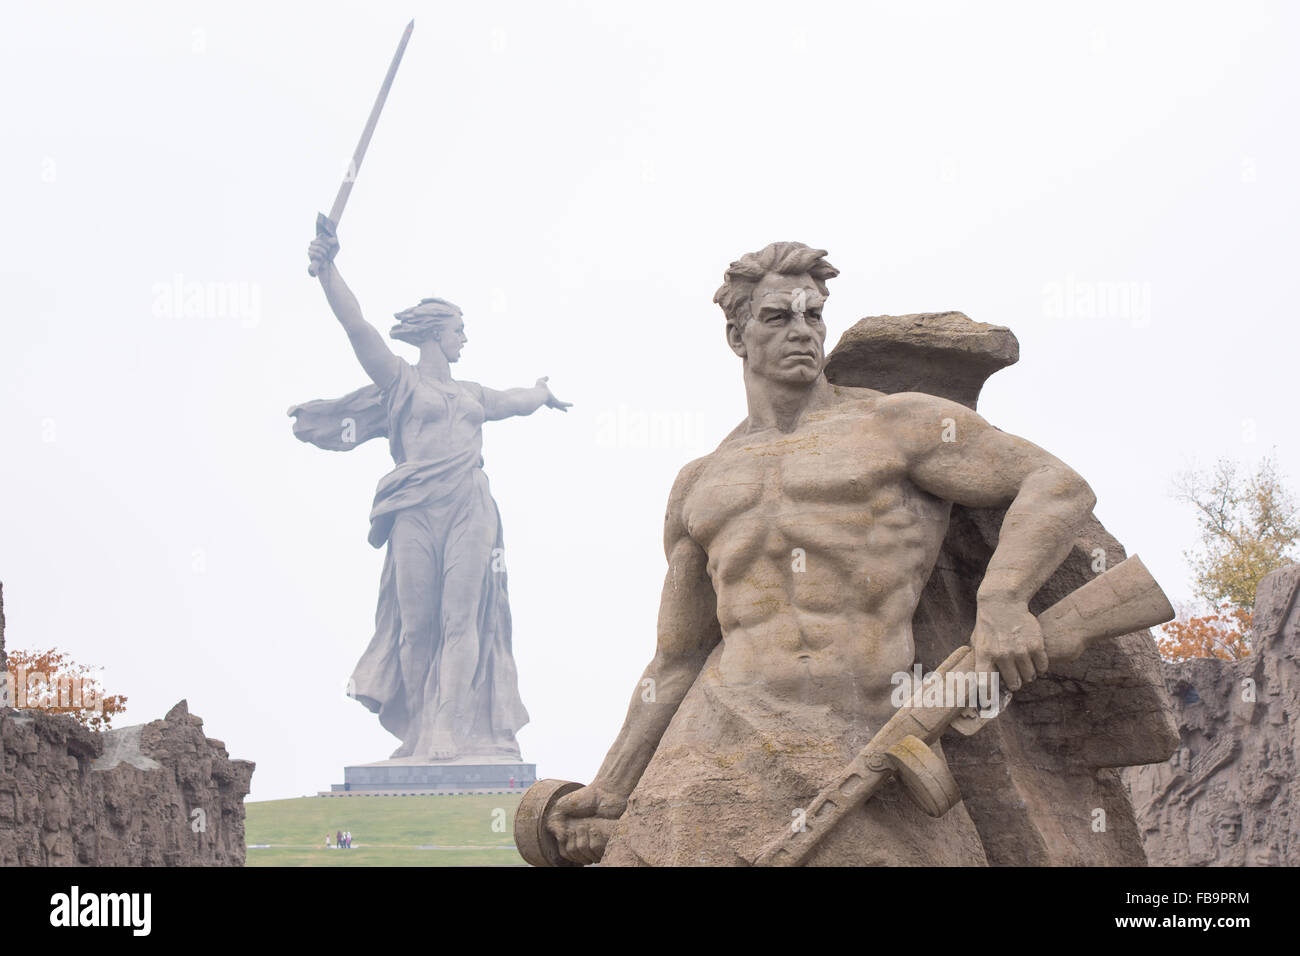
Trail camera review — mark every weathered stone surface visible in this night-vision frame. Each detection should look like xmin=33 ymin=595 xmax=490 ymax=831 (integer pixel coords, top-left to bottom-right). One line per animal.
xmin=914 ymin=508 xmax=1177 ymax=865
xmin=823 ymin=311 xmax=1019 ymax=410
xmin=0 ymin=699 xmax=254 ymax=866
xmin=834 ymin=312 xmax=1178 ymax=865
xmin=0 ymin=582 xmax=7 ymax=672
xmin=1123 ymin=564 xmax=1300 ymax=866
xmin=600 ymin=314 xmax=1180 ymax=868
xmin=524 ymin=242 xmax=1179 ymax=867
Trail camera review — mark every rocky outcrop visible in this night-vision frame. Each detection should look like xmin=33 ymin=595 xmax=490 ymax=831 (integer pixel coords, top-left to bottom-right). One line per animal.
xmin=824 ymin=311 xmax=1019 ymax=410
xmin=0 ymin=700 xmax=254 ymax=866
xmin=1123 ymin=565 xmax=1300 ymax=865
xmin=0 ymin=582 xmax=8 ymax=672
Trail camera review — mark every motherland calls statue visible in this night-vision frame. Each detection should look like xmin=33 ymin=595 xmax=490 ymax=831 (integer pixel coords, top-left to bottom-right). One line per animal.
xmin=516 ymin=241 xmax=1178 ymax=866
xmin=289 ymin=229 xmax=569 ymax=767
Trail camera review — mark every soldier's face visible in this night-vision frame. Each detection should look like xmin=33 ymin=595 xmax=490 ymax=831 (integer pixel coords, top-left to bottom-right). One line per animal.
xmin=730 ymin=272 xmax=827 ymax=385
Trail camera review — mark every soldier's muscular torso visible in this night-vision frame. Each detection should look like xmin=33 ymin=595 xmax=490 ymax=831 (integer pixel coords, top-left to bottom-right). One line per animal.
xmin=544 ymin=247 xmax=1099 ymax=867
xmin=681 ymin=386 xmax=951 ymax=731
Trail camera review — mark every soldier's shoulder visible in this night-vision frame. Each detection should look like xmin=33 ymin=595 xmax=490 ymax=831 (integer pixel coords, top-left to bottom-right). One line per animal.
xmin=669 ymin=451 xmax=719 ymax=498
xmin=848 ymin=388 xmax=974 ymax=421
xmin=663 ymin=454 xmax=714 ymax=536
xmin=820 ymin=384 xmax=924 ymax=423
xmin=824 ymin=383 xmax=887 ymax=411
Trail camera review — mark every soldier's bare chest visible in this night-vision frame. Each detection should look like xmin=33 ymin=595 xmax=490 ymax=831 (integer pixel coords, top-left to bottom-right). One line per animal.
xmin=682 ymin=414 xmax=912 ymax=546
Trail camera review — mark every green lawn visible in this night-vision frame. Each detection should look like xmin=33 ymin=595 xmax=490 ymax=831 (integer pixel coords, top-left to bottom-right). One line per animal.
xmin=244 ymin=794 xmax=526 ymax=867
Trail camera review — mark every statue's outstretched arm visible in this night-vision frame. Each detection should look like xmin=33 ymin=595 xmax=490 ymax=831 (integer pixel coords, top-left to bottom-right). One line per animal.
xmin=307 ymin=233 xmax=401 ymax=389
xmin=543 ymin=462 xmax=719 ymax=865
xmin=481 ymin=377 xmax=573 ymax=421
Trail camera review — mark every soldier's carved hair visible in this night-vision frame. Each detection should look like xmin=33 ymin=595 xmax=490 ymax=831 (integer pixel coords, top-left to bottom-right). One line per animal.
xmin=713 ymin=242 xmax=839 ymax=330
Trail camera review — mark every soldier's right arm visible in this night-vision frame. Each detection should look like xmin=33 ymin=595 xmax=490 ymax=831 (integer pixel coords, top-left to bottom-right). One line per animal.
xmin=547 ymin=461 xmax=721 ymax=864
xmin=308 ymin=235 xmax=401 ymax=389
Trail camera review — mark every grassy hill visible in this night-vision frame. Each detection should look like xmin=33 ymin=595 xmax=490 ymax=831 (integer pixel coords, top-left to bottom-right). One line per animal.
xmin=244 ymin=793 xmax=525 ymax=866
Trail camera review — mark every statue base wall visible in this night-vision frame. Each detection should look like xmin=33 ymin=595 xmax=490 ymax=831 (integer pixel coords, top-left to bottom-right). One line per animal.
xmin=328 ymin=756 xmax=536 ymax=794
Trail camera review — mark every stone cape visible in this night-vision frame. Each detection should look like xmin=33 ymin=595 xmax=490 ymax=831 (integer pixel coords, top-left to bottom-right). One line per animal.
xmin=600 ymin=312 xmax=1179 ymax=866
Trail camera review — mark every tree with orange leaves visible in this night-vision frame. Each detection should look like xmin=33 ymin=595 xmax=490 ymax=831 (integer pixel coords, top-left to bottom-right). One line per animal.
xmin=1160 ymin=453 xmax=1298 ymax=662
xmin=2 ymin=647 xmax=127 ymax=731
xmin=1156 ymin=605 xmax=1252 ymax=662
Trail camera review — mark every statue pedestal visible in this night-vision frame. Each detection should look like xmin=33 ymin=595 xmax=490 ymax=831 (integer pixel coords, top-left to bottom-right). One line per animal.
xmin=327 ymin=755 xmax=537 ymax=795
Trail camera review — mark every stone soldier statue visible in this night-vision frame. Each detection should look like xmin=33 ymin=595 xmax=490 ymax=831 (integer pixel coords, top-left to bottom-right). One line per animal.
xmin=534 ymin=241 xmax=1175 ymax=866
xmin=289 ymin=230 xmax=570 ymax=762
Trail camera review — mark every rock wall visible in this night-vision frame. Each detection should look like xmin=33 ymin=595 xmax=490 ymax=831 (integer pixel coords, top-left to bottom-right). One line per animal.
xmin=0 ymin=582 xmax=8 ymax=672
xmin=0 ymin=699 xmax=254 ymax=866
xmin=1123 ymin=564 xmax=1300 ymax=865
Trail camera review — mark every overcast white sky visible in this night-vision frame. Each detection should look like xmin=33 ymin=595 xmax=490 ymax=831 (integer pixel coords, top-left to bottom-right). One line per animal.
xmin=2 ymin=1 xmax=1297 ymax=801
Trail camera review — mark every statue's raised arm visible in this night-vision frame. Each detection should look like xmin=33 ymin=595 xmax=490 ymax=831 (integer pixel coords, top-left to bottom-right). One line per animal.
xmin=307 ymin=228 xmax=401 ymax=389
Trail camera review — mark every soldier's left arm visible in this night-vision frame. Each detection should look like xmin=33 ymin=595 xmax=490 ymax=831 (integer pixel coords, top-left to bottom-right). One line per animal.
xmin=879 ymin=392 xmax=1097 ymax=690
